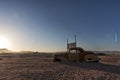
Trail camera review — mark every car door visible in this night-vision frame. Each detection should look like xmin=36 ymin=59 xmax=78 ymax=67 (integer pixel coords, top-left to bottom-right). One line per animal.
xmin=68 ymin=49 xmax=79 ymax=61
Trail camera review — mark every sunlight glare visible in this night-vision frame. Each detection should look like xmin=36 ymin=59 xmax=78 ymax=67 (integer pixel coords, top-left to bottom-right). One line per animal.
xmin=0 ymin=36 xmax=10 ymax=49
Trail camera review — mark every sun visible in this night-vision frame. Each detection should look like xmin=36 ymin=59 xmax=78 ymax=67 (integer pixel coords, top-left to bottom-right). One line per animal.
xmin=0 ymin=36 xmax=10 ymax=49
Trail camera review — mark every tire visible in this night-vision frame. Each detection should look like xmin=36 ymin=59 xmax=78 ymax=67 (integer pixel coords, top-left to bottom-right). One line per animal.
xmin=93 ymin=60 xmax=99 ymax=63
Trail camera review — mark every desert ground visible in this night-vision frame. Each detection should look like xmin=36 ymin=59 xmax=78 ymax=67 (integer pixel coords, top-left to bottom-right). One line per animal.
xmin=0 ymin=53 xmax=119 ymax=80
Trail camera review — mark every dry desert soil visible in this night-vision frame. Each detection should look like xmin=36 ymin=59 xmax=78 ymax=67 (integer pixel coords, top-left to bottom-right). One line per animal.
xmin=0 ymin=53 xmax=119 ymax=80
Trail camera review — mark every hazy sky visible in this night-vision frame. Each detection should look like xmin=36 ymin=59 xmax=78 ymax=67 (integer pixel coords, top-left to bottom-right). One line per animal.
xmin=0 ymin=0 xmax=120 ymax=52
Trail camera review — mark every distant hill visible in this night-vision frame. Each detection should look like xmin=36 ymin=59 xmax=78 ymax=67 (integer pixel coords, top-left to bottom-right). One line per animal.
xmin=93 ymin=51 xmax=120 ymax=54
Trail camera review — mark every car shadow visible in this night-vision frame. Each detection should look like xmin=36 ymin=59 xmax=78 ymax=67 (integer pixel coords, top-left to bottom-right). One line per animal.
xmin=58 ymin=62 xmax=120 ymax=74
